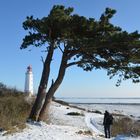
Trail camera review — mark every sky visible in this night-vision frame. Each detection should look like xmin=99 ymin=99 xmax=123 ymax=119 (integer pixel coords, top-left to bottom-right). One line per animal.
xmin=0 ymin=0 xmax=140 ymax=98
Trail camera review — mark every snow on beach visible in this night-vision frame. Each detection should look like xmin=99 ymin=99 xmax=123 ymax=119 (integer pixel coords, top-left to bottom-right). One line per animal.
xmin=0 ymin=101 xmax=140 ymax=140
xmin=73 ymin=103 xmax=140 ymax=120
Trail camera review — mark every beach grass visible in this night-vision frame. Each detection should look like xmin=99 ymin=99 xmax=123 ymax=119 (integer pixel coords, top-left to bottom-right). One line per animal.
xmin=0 ymin=83 xmax=33 ymax=134
xmin=112 ymin=116 xmax=140 ymax=137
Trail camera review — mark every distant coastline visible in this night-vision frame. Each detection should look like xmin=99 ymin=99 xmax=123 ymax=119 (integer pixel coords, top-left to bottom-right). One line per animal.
xmin=56 ymin=97 xmax=140 ymax=99
xmin=56 ymin=97 xmax=140 ymax=105
xmin=71 ymin=103 xmax=140 ymax=105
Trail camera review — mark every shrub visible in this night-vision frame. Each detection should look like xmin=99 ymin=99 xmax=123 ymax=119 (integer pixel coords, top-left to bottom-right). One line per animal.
xmin=0 ymin=83 xmax=33 ymax=134
xmin=67 ymin=112 xmax=84 ymax=116
xmin=76 ymin=130 xmax=92 ymax=135
xmin=112 ymin=116 xmax=140 ymax=137
xmin=0 ymin=82 xmax=23 ymax=97
xmin=92 ymin=110 xmax=102 ymax=114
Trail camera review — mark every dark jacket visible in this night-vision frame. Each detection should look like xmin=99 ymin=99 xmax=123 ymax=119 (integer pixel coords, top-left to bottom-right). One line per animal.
xmin=103 ymin=111 xmax=113 ymax=125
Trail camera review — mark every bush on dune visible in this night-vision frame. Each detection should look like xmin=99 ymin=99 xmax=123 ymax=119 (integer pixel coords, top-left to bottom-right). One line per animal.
xmin=0 ymin=82 xmax=33 ymax=134
xmin=67 ymin=112 xmax=84 ymax=116
xmin=112 ymin=116 xmax=140 ymax=137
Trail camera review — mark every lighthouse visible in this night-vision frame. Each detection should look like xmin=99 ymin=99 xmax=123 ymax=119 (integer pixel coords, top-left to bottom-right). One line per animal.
xmin=24 ymin=65 xmax=33 ymax=96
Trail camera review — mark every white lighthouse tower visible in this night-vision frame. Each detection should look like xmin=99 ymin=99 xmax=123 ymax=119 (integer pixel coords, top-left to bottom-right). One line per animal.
xmin=24 ymin=65 xmax=33 ymax=96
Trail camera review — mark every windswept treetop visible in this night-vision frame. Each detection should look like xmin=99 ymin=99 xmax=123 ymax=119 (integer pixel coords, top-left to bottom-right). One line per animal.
xmin=21 ymin=5 xmax=140 ymax=86
xmin=21 ymin=5 xmax=140 ymax=121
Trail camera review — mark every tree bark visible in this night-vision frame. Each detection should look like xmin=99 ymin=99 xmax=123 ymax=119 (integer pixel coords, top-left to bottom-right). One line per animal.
xmin=29 ymin=43 xmax=54 ymax=121
xmin=38 ymin=51 xmax=68 ymax=121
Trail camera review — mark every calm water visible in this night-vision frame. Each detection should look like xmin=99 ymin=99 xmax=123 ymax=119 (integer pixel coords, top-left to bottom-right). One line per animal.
xmin=56 ymin=97 xmax=140 ymax=104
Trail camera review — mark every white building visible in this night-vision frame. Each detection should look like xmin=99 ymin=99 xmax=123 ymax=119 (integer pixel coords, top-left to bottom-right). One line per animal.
xmin=24 ymin=65 xmax=33 ymax=96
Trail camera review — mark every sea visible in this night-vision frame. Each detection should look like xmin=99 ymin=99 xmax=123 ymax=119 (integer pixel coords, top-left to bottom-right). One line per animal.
xmin=56 ymin=97 xmax=140 ymax=104
xmin=56 ymin=97 xmax=140 ymax=118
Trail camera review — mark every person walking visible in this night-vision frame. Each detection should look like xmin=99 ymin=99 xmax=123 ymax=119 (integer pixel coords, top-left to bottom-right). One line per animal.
xmin=103 ymin=110 xmax=113 ymax=138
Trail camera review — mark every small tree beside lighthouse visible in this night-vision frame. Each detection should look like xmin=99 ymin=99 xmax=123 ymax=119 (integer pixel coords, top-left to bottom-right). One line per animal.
xmin=24 ymin=65 xmax=33 ymax=96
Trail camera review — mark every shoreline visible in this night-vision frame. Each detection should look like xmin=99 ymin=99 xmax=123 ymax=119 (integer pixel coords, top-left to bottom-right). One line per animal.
xmin=55 ymin=97 xmax=140 ymax=105
xmin=54 ymin=99 xmax=140 ymax=119
xmin=69 ymin=102 xmax=140 ymax=105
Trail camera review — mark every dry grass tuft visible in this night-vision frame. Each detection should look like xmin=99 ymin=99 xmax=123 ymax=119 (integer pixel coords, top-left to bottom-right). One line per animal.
xmin=112 ymin=116 xmax=140 ymax=137
xmin=76 ymin=130 xmax=92 ymax=136
xmin=67 ymin=112 xmax=84 ymax=116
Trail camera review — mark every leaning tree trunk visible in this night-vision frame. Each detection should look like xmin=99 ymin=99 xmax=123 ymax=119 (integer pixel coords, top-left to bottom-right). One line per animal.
xmin=29 ymin=44 xmax=54 ymax=121
xmin=38 ymin=51 xmax=68 ymax=121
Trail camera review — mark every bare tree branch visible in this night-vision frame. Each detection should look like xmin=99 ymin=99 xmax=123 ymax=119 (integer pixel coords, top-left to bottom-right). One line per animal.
xmin=41 ymin=56 xmax=45 ymax=64
xmin=67 ymin=60 xmax=88 ymax=67
xmin=58 ymin=46 xmax=64 ymax=53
